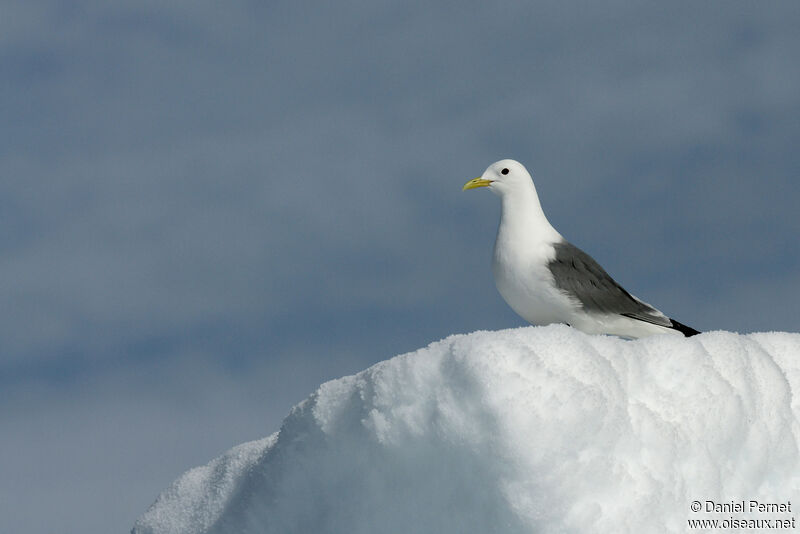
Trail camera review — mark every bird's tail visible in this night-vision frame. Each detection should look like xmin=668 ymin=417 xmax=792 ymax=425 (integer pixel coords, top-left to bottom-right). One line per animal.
xmin=669 ymin=319 xmax=701 ymax=337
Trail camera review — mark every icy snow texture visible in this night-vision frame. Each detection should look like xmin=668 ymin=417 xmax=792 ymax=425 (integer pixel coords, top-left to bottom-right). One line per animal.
xmin=133 ymin=326 xmax=800 ymax=534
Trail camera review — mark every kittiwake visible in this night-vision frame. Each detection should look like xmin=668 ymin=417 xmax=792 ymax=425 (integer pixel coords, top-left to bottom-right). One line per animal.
xmin=463 ymin=159 xmax=700 ymax=338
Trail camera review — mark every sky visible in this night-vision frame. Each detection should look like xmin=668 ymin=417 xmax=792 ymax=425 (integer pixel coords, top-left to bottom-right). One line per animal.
xmin=1 ymin=1 xmax=798 ymax=533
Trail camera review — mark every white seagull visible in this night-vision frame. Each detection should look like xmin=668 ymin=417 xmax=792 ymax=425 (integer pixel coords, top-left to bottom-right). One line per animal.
xmin=463 ymin=159 xmax=700 ymax=338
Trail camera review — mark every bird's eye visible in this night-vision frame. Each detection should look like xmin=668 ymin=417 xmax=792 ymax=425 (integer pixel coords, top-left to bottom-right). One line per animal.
xmin=501 ymin=168 xmax=509 ymax=175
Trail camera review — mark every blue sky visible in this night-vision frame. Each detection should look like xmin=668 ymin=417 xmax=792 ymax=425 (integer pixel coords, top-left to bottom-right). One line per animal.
xmin=1 ymin=2 xmax=799 ymax=532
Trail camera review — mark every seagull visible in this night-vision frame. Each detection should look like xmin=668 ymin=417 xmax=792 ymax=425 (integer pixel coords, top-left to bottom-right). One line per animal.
xmin=463 ymin=159 xmax=700 ymax=338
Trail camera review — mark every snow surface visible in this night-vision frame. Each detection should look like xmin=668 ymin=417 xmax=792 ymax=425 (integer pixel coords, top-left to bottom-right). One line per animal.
xmin=133 ymin=326 xmax=800 ymax=534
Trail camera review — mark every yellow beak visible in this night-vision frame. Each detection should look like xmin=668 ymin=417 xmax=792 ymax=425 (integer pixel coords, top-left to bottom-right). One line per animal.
xmin=462 ymin=177 xmax=492 ymax=191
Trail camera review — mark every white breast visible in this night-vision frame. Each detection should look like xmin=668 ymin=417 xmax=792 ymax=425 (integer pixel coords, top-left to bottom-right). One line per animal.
xmin=492 ymin=225 xmax=574 ymax=327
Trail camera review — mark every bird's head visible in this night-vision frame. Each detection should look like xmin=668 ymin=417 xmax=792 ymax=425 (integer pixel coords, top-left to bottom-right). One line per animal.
xmin=462 ymin=159 xmax=533 ymax=196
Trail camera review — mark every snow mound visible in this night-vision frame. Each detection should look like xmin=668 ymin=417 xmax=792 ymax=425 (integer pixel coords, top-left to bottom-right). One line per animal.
xmin=133 ymin=326 xmax=800 ymax=534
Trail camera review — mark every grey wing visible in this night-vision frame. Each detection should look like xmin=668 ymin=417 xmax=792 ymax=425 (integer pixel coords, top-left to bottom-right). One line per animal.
xmin=548 ymin=241 xmax=672 ymax=328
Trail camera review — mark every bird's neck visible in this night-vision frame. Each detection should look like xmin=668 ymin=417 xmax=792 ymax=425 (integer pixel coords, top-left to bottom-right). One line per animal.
xmin=497 ymin=186 xmax=560 ymax=251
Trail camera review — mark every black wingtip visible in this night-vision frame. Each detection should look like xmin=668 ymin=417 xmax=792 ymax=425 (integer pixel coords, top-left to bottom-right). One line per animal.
xmin=669 ymin=319 xmax=701 ymax=337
